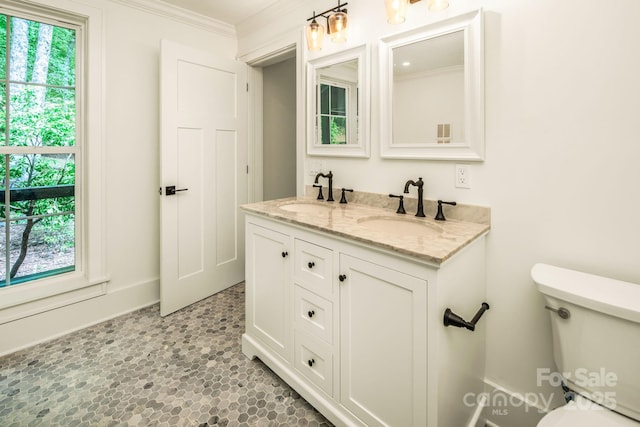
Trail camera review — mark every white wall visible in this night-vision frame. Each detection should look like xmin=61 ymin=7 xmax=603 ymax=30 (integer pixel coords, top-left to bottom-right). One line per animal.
xmin=3 ymin=0 xmax=639 ymax=423
xmin=239 ymin=0 xmax=640 ymax=424
xmin=0 ymin=0 xmax=237 ymax=355
xmin=394 ymin=68 xmax=464 ymax=144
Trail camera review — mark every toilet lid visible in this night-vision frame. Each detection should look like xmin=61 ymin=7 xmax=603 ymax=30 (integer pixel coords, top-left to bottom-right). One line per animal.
xmin=538 ymin=396 xmax=639 ymax=427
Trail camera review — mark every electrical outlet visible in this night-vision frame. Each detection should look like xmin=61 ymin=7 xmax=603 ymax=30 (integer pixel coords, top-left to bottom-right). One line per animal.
xmin=309 ymin=160 xmax=323 ymax=176
xmin=455 ymin=164 xmax=471 ymax=189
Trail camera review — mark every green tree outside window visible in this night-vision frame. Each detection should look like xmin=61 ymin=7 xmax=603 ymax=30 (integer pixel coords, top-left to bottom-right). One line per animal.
xmin=1 ymin=14 xmax=77 ymax=287
xmin=318 ymin=82 xmax=348 ymax=145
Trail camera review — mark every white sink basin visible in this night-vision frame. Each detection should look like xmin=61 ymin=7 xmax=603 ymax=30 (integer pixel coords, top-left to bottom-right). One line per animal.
xmin=279 ymin=202 xmax=332 ymax=214
xmin=358 ymin=216 xmax=443 ymax=237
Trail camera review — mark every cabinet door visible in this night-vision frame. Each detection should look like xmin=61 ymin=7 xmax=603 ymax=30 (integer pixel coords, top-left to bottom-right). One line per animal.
xmin=340 ymin=254 xmax=427 ymax=427
xmin=245 ymin=222 xmax=292 ymax=361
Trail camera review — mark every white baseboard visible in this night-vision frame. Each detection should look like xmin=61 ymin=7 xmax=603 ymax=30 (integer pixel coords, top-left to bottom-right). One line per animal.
xmin=480 ymin=379 xmax=550 ymax=427
xmin=468 ymin=393 xmax=488 ymax=427
xmin=0 ymin=278 xmax=159 ymax=357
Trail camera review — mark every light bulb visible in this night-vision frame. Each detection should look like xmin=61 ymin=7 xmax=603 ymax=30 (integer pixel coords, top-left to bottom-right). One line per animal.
xmin=428 ymin=0 xmax=449 ymax=12
xmin=385 ymin=0 xmax=409 ymax=24
xmin=328 ymin=11 xmax=348 ymax=43
xmin=306 ymin=19 xmax=325 ymax=51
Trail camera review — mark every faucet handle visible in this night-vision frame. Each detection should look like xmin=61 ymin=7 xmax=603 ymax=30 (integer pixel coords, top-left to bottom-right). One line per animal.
xmin=389 ymin=194 xmax=406 ymax=214
xmin=313 ymin=184 xmax=324 ymax=200
xmin=340 ymin=188 xmax=354 ymax=204
xmin=435 ymin=200 xmax=457 ymax=221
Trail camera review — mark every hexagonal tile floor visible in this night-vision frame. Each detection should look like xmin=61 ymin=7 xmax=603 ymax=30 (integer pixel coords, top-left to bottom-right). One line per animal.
xmin=0 ymin=283 xmax=333 ymax=426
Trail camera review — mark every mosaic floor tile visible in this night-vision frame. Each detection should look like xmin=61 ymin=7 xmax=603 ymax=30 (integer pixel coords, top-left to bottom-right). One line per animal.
xmin=0 ymin=283 xmax=333 ymax=426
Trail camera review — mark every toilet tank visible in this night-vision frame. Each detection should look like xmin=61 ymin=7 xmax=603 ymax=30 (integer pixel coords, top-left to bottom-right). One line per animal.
xmin=532 ymin=263 xmax=640 ymax=421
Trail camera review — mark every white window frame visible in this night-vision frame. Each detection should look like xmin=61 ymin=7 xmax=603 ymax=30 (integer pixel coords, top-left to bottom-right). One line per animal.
xmin=0 ymin=0 xmax=106 ymax=323
xmin=317 ymin=78 xmax=353 ymax=145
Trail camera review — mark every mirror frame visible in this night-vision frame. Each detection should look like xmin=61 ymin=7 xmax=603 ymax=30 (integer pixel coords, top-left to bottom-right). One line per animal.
xmin=379 ymin=9 xmax=484 ymax=161
xmin=306 ymin=44 xmax=370 ymax=158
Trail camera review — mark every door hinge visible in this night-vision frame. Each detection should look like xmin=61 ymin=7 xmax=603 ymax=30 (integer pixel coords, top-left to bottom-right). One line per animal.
xmin=246 ymin=83 xmax=249 ymax=92
xmin=246 ymin=165 xmax=249 ymax=174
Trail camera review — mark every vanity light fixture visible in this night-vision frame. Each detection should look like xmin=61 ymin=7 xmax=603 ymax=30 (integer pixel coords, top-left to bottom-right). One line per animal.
xmin=385 ymin=0 xmax=409 ymax=24
xmin=306 ymin=16 xmax=325 ymax=51
xmin=328 ymin=8 xmax=348 ymax=43
xmin=428 ymin=0 xmax=450 ymax=11
xmin=306 ymin=1 xmax=349 ymax=50
xmin=385 ymin=0 xmax=449 ymax=24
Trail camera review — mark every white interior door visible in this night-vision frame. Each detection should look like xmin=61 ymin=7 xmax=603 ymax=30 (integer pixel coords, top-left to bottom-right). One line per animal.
xmin=160 ymin=40 xmax=247 ymax=316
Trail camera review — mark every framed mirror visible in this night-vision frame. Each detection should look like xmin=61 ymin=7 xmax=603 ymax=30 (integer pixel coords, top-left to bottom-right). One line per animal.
xmin=306 ymin=45 xmax=370 ymax=157
xmin=380 ymin=9 xmax=484 ymax=160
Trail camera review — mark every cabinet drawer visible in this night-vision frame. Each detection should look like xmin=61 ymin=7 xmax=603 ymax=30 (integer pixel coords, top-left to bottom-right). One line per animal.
xmin=294 ymin=239 xmax=333 ymax=297
xmin=294 ymin=285 xmax=333 ymax=344
xmin=294 ymin=331 xmax=333 ymax=397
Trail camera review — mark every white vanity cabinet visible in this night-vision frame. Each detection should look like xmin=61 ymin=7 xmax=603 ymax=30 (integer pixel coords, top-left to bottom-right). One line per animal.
xmin=245 ymin=221 xmax=292 ymax=362
xmin=242 ymin=212 xmax=487 ymax=427
xmin=292 ymin=236 xmax=336 ymax=397
xmin=339 ymin=253 xmax=428 ymax=427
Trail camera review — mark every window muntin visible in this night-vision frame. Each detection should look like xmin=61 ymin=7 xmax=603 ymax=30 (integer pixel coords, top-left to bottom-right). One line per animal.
xmin=317 ymin=81 xmax=349 ymax=145
xmin=0 ymin=12 xmax=79 ymax=288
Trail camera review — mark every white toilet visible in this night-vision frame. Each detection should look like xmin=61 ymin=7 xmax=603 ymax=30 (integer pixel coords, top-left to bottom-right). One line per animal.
xmin=532 ymin=263 xmax=640 ymax=426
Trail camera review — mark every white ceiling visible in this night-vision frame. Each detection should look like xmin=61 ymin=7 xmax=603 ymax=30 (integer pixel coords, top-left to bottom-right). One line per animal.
xmin=393 ymin=30 xmax=464 ymax=77
xmin=158 ymin=0 xmax=281 ymax=25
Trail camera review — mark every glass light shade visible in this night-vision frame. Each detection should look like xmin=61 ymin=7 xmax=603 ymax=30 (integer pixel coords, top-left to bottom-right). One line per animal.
xmin=306 ymin=19 xmax=325 ymax=51
xmin=385 ymin=0 xmax=409 ymax=24
xmin=428 ymin=0 xmax=449 ymax=11
xmin=328 ymin=11 xmax=348 ymax=43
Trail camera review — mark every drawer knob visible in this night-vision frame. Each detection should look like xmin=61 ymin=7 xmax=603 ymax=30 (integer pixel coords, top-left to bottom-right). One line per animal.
xmin=308 ymin=310 xmax=315 ymax=318
xmin=339 ymin=274 xmax=347 ymax=282
xmin=308 ymin=261 xmax=315 ymax=269
xmin=308 ymin=359 xmax=315 ymax=367
xmin=281 ymin=251 xmax=288 ymax=258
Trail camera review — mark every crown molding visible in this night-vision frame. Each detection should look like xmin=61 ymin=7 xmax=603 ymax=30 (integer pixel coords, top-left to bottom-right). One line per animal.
xmin=236 ymin=0 xmax=308 ymax=40
xmin=109 ymin=0 xmax=235 ymax=38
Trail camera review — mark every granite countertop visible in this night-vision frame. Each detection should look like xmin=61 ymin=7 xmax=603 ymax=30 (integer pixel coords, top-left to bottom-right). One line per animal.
xmin=241 ymin=196 xmax=490 ymax=266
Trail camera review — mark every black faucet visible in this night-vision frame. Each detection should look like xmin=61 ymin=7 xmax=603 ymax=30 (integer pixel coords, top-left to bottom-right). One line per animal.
xmin=340 ymin=188 xmax=353 ymax=204
xmin=435 ymin=200 xmax=457 ymax=221
xmin=389 ymin=194 xmax=406 ymax=214
xmin=403 ymin=177 xmax=425 ymax=217
xmin=314 ymin=171 xmax=334 ymax=202
xmin=313 ymin=184 xmax=324 ymax=200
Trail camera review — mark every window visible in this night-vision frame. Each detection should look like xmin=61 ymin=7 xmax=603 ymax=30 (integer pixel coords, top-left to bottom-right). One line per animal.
xmin=1 ymin=12 xmax=78 ymax=288
xmin=317 ymin=80 xmax=348 ymax=145
xmin=0 ymin=0 xmax=105 ymax=317
xmin=316 ymin=77 xmax=359 ymax=147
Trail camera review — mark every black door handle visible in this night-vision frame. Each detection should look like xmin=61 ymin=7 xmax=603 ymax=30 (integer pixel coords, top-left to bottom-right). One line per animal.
xmin=165 ymin=185 xmax=188 ymax=196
